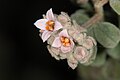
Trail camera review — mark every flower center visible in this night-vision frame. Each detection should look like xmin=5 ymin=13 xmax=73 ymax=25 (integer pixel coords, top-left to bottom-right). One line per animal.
xmin=60 ymin=36 xmax=71 ymax=47
xmin=46 ymin=20 xmax=55 ymax=31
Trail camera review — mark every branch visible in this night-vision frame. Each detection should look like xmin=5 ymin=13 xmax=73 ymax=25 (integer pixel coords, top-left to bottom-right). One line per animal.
xmin=81 ymin=0 xmax=108 ymax=28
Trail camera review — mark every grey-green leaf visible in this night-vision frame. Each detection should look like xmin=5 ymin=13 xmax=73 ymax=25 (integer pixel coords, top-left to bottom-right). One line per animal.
xmin=94 ymin=22 xmax=120 ymax=48
xmin=106 ymin=43 xmax=120 ymax=60
xmin=87 ymin=24 xmax=97 ymax=39
xmin=71 ymin=10 xmax=89 ymax=25
xmin=91 ymin=51 xmax=106 ymax=67
xmin=109 ymin=0 xmax=120 ymax=15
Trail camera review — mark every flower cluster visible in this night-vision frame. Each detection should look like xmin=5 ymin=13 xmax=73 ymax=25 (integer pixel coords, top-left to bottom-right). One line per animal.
xmin=34 ymin=8 xmax=97 ymax=69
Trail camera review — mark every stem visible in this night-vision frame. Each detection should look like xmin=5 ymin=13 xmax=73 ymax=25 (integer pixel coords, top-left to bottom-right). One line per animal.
xmin=82 ymin=14 xmax=102 ymax=28
xmin=81 ymin=0 xmax=108 ymax=28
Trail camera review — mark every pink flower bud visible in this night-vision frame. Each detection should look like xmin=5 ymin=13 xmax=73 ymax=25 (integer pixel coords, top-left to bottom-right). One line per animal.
xmin=67 ymin=54 xmax=78 ymax=69
xmin=83 ymin=36 xmax=97 ymax=49
xmin=47 ymin=45 xmax=60 ymax=60
xmin=74 ymin=46 xmax=89 ymax=63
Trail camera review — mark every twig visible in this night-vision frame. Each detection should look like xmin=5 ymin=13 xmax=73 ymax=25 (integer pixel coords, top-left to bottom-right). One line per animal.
xmin=81 ymin=0 xmax=108 ymax=28
xmin=82 ymin=14 xmax=102 ymax=28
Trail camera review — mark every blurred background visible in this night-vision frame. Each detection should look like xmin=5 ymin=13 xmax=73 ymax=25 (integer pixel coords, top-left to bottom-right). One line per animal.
xmin=0 ymin=0 xmax=79 ymax=80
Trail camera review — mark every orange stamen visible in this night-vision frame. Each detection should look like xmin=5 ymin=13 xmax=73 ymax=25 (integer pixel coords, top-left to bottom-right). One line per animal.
xmin=64 ymin=38 xmax=70 ymax=43
xmin=65 ymin=43 xmax=71 ymax=47
xmin=60 ymin=37 xmax=65 ymax=42
xmin=60 ymin=36 xmax=71 ymax=47
xmin=46 ymin=20 xmax=55 ymax=31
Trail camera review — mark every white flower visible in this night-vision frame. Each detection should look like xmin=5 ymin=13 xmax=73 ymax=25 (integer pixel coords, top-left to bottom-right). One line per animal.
xmin=34 ymin=8 xmax=63 ymax=42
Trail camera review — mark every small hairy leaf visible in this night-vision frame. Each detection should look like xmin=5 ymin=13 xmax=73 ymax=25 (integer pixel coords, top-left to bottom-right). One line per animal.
xmin=91 ymin=51 xmax=106 ymax=67
xmin=106 ymin=43 xmax=120 ymax=60
xmin=87 ymin=24 xmax=97 ymax=39
xmin=71 ymin=10 xmax=89 ymax=25
xmin=109 ymin=0 xmax=120 ymax=15
xmin=94 ymin=22 xmax=120 ymax=48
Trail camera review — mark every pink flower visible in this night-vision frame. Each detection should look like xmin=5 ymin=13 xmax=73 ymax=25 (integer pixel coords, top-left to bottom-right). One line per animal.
xmin=52 ymin=29 xmax=74 ymax=53
xmin=34 ymin=8 xmax=63 ymax=42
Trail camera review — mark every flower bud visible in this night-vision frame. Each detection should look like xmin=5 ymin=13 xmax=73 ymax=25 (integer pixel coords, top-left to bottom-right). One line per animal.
xmin=59 ymin=52 xmax=69 ymax=59
xmin=74 ymin=45 xmax=97 ymax=65
xmin=57 ymin=12 xmax=71 ymax=23
xmin=67 ymin=54 xmax=78 ymax=69
xmin=82 ymin=36 xmax=97 ymax=49
xmin=74 ymin=46 xmax=89 ymax=63
xmin=47 ymin=45 xmax=72 ymax=60
xmin=82 ymin=46 xmax=97 ymax=65
xmin=68 ymin=29 xmax=87 ymax=45
xmin=72 ymin=20 xmax=87 ymax=32
xmin=57 ymin=12 xmax=72 ymax=29
xmin=47 ymin=45 xmax=60 ymax=60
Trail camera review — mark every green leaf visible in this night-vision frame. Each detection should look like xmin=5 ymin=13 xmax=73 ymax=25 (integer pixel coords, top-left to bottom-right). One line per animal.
xmin=91 ymin=51 xmax=106 ymax=67
xmin=109 ymin=0 xmax=120 ymax=15
xmin=106 ymin=43 xmax=120 ymax=60
xmin=94 ymin=22 xmax=120 ymax=48
xmin=71 ymin=10 xmax=89 ymax=25
xmin=87 ymin=24 xmax=97 ymax=39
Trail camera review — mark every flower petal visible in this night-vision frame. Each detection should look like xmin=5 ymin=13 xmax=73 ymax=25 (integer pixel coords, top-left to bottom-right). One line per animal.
xmin=46 ymin=8 xmax=55 ymax=20
xmin=34 ymin=19 xmax=48 ymax=30
xmin=59 ymin=29 xmax=69 ymax=37
xmin=52 ymin=37 xmax=61 ymax=48
xmin=54 ymin=21 xmax=63 ymax=31
xmin=61 ymin=46 xmax=71 ymax=53
xmin=70 ymin=39 xmax=75 ymax=49
xmin=59 ymin=53 xmax=68 ymax=59
xmin=42 ymin=31 xmax=52 ymax=42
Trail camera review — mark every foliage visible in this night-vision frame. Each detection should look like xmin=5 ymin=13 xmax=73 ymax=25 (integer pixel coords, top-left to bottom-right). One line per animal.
xmin=70 ymin=0 xmax=120 ymax=79
xmin=106 ymin=43 xmax=120 ymax=60
xmin=93 ymin=22 xmax=120 ymax=48
xmin=109 ymin=0 xmax=120 ymax=15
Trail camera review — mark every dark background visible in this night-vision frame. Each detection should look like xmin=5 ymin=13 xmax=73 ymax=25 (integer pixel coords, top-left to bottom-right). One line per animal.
xmin=0 ymin=0 xmax=79 ymax=80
